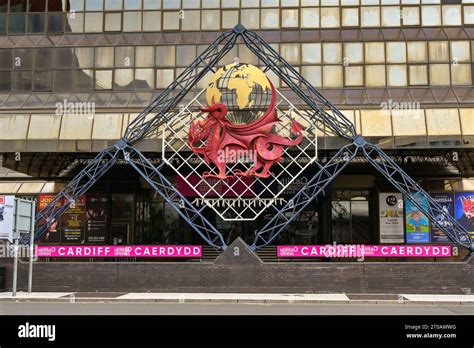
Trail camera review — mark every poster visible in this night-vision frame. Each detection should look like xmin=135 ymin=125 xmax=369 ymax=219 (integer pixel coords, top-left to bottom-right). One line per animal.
xmin=405 ymin=192 xmax=430 ymax=243
xmin=62 ymin=195 xmax=86 ymax=243
xmin=430 ymin=193 xmax=454 ymax=243
xmin=37 ymin=195 xmax=61 ymax=244
xmin=86 ymin=194 xmax=108 ymax=244
xmin=0 ymin=196 xmax=15 ymax=242
xmin=379 ymin=193 xmax=404 ymax=243
xmin=454 ymin=192 xmax=474 ymax=239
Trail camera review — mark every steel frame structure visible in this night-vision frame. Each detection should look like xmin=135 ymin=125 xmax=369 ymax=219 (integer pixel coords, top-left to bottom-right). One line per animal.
xmin=25 ymin=24 xmax=474 ymax=253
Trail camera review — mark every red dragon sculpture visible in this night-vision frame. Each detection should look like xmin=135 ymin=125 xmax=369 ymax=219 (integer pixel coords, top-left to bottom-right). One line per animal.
xmin=188 ymin=83 xmax=305 ymax=179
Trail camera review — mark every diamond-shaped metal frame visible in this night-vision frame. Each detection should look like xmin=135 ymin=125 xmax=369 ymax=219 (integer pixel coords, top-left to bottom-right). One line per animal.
xmin=27 ymin=25 xmax=473 ymax=253
xmin=162 ymin=87 xmax=318 ymax=221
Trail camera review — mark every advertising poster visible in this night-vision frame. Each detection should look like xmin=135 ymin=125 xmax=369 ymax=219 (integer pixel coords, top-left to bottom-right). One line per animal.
xmin=86 ymin=194 xmax=108 ymax=244
xmin=430 ymin=193 xmax=454 ymax=243
xmin=405 ymin=193 xmax=430 ymax=243
xmin=37 ymin=195 xmax=62 ymax=244
xmin=454 ymin=192 xmax=474 ymax=239
xmin=62 ymin=195 xmax=86 ymax=243
xmin=0 ymin=196 xmax=15 ymax=242
xmin=379 ymin=193 xmax=404 ymax=243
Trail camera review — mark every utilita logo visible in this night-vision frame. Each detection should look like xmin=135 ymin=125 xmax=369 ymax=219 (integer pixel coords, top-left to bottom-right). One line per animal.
xmin=18 ymin=322 xmax=56 ymax=342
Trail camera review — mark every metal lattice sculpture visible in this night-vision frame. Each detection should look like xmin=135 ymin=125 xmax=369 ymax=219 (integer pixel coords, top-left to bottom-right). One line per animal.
xmin=26 ymin=25 xmax=473 ymax=253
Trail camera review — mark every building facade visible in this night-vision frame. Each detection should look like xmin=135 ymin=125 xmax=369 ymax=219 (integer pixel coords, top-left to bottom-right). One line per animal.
xmin=0 ymin=0 xmax=473 ymax=265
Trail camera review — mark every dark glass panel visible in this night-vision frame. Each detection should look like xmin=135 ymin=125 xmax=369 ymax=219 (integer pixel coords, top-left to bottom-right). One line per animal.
xmin=33 ymin=70 xmax=53 ymax=91
xmin=0 ymin=71 xmax=12 ymax=91
xmin=9 ymin=14 xmax=26 ymax=33
xmin=27 ymin=13 xmax=45 ymax=33
xmin=12 ymin=70 xmax=32 ymax=92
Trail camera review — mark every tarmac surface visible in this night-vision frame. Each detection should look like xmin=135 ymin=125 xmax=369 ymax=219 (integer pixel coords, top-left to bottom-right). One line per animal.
xmin=0 ymin=302 xmax=473 ymax=315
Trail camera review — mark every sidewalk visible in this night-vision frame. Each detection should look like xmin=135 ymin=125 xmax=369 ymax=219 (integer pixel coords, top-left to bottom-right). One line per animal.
xmin=0 ymin=292 xmax=473 ymax=305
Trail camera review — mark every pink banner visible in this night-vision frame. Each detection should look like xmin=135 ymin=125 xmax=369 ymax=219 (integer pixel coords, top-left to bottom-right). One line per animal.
xmin=277 ymin=245 xmax=452 ymax=258
xmin=36 ymin=245 xmax=202 ymax=258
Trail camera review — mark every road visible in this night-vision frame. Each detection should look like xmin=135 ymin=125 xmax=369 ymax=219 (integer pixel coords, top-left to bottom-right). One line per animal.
xmin=0 ymin=302 xmax=473 ymax=315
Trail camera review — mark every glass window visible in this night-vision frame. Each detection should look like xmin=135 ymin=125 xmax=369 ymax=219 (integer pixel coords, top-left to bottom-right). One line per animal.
xmin=28 ymin=14 xmax=45 ymax=33
xmin=361 ymin=7 xmax=380 ymax=27
xmin=123 ymin=11 xmax=141 ymax=31
xmin=13 ymin=48 xmax=33 ymax=70
xmin=202 ymin=10 xmax=220 ymax=30
xmin=387 ymin=65 xmax=407 ymax=86
xmin=344 ymin=43 xmax=363 ymax=64
xmin=241 ymin=9 xmax=260 ymax=29
xmin=181 ymin=10 xmax=199 ymax=30
xmin=407 ymin=41 xmax=427 ymax=62
xmin=136 ymin=47 xmax=155 ymax=67
xmin=143 ymin=11 xmax=161 ymax=31
xmin=156 ymin=69 xmax=174 ymax=88
xmin=464 ymin=6 xmax=474 ymax=25
xmin=450 ymin=41 xmax=470 ymax=63
xmin=429 ymin=64 xmax=450 ymax=85
xmin=203 ymin=0 xmax=219 ymax=7
xmin=95 ymin=47 xmax=114 ymax=68
xmin=35 ymin=48 xmax=54 ymax=69
xmin=386 ymin=42 xmax=406 ymax=63
xmin=402 ymin=6 xmax=420 ymax=25
xmin=12 ymin=70 xmax=31 ymax=92
xmin=9 ymin=0 xmax=27 ymax=12
xmin=365 ymin=65 xmax=386 ymax=86
xmin=84 ymin=12 xmax=103 ymax=32
xmin=9 ymin=14 xmax=26 ymax=33
xmin=156 ymin=46 xmax=175 ymax=67
xmin=0 ymin=71 xmax=12 ymax=91
xmin=53 ymin=70 xmax=73 ymax=92
xmin=429 ymin=41 xmax=449 ymax=62
xmin=86 ymin=0 xmax=103 ymax=11
xmin=281 ymin=44 xmax=300 ymax=64
xmin=261 ymin=9 xmax=280 ymax=29
xmin=105 ymin=12 xmax=122 ymax=31
xmin=0 ymin=49 xmax=12 ymax=69
xmin=302 ymin=43 xmax=321 ymax=63
xmin=365 ymin=42 xmax=385 ymax=63
xmin=442 ymin=5 xmax=461 ymax=25
xmin=163 ymin=0 xmax=179 ymax=8
xmin=323 ymin=43 xmax=342 ymax=64
xmin=320 ymin=7 xmax=339 ymax=27
xmin=223 ymin=0 xmax=240 ymax=7
xmin=421 ymin=5 xmax=441 ymax=26
xmin=95 ymin=70 xmax=113 ymax=89
xmin=382 ymin=6 xmax=401 ymax=26
xmin=409 ymin=65 xmax=428 ymax=85
xmin=222 ymin=10 xmax=239 ymax=29
xmin=114 ymin=68 xmax=134 ymax=89
xmin=124 ymin=0 xmax=142 ymax=10
xmin=345 ymin=66 xmax=364 ymax=86
xmin=115 ymin=47 xmax=135 ymax=68
xmin=342 ymin=8 xmax=359 ymax=26
xmin=32 ymin=70 xmax=52 ymax=91
xmin=68 ymin=12 xmax=84 ymax=33
xmin=144 ymin=0 xmax=160 ymax=9
xmin=282 ymin=9 xmax=299 ymax=27
xmin=451 ymin=64 xmax=471 ymax=85
xmin=323 ymin=66 xmax=343 ymax=87
xmin=135 ymin=68 xmax=154 ymax=90
xmin=70 ymin=0 xmax=85 ymax=11
xmin=176 ymin=46 xmax=196 ymax=67
xmin=163 ymin=11 xmax=179 ymax=30
xmin=55 ymin=48 xmax=74 ymax=68
xmin=301 ymin=8 xmax=319 ymax=28
xmin=183 ymin=0 xmax=200 ymax=8
xmin=302 ymin=66 xmax=322 ymax=87
xmin=73 ymin=69 xmax=94 ymax=91
xmin=105 ymin=0 xmax=122 ymax=10
xmin=425 ymin=109 xmax=460 ymax=136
